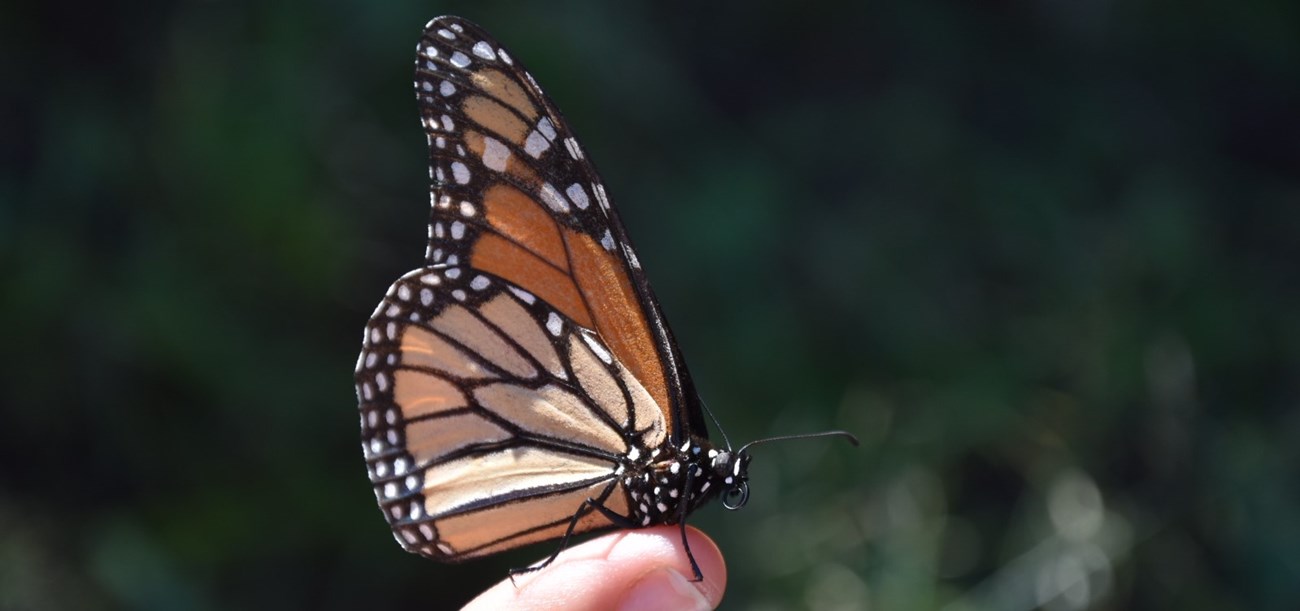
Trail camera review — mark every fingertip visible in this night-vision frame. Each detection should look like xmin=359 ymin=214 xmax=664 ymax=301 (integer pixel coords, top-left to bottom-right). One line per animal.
xmin=618 ymin=567 xmax=712 ymax=611
xmin=608 ymin=526 xmax=726 ymax=605
xmin=462 ymin=527 xmax=726 ymax=611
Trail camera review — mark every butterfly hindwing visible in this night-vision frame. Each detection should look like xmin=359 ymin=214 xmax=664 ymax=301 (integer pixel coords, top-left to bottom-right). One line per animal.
xmin=356 ymin=267 xmax=668 ymax=560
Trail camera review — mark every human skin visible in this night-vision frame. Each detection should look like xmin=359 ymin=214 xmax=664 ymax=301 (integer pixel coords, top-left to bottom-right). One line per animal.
xmin=462 ymin=526 xmax=726 ymax=611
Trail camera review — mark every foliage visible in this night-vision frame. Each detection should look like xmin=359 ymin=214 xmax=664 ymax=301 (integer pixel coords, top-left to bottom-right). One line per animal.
xmin=4 ymin=1 xmax=1298 ymax=609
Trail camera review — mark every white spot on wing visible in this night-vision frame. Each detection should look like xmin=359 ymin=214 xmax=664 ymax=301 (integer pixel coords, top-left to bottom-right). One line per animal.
xmin=537 ymin=117 xmax=557 ymax=140
xmin=623 ymin=244 xmax=641 ymax=269
xmin=451 ymin=221 xmax=466 ymax=240
xmin=566 ymin=183 xmax=590 ymax=209
xmin=450 ymin=51 xmax=471 ymax=68
xmin=470 ymin=275 xmax=489 ymax=290
xmin=539 ymin=183 xmax=569 ymax=213
xmin=472 ymin=41 xmax=497 ymax=61
xmin=546 ymin=312 xmax=562 ymax=337
xmin=451 ymin=162 xmax=470 ymax=184
xmin=437 ymin=29 xmax=454 ymax=40
xmin=581 ymin=333 xmax=613 ymax=364
xmin=524 ymin=130 xmax=549 ymax=158
xmin=482 ymin=136 xmax=510 ymax=171
xmin=564 ymin=137 xmax=583 ymax=160
xmin=509 ymin=286 xmax=536 ymax=304
xmin=600 ymin=229 xmax=615 ymax=251
xmin=439 ymin=80 xmax=456 ymax=96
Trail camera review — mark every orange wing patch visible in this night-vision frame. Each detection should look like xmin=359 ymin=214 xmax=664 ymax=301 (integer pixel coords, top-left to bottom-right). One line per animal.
xmin=469 ymin=69 xmax=539 ymax=119
xmin=565 ymin=231 xmax=670 ymax=424
xmin=480 ymin=184 xmax=567 ymax=270
xmin=463 ymin=100 xmax=531 ymax=149
xmin=466 ymin=194 xmax=670 ymax=420
xmin=470 ymin=232 xmax=593 ymax=329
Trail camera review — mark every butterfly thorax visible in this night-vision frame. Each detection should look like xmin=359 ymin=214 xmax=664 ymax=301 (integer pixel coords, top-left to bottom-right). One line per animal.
xmin=618 ymin=436 xmax=750 ymax=526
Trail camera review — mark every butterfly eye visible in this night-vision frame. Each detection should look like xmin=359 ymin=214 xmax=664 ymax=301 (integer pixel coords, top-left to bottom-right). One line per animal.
xmin=722 ymin=480 xmax=750 ymax=510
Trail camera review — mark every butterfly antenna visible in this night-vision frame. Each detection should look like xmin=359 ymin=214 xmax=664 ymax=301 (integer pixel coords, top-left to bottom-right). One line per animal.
xmin=737 ymin=430 xmax=859 ymax=456
xmin=698 ymin=398 xmax=733 ymax=451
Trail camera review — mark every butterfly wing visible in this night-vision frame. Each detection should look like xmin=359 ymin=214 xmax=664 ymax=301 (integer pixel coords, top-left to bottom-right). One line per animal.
xmin=355 ymin=15 xmax=703 ymax=561
xmin=417 ymin=17 xmax=702 ymax=434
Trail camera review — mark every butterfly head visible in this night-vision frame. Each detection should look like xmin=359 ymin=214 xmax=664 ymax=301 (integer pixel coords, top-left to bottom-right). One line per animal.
xmin=710 ymin=449 xmax=753 ymax=510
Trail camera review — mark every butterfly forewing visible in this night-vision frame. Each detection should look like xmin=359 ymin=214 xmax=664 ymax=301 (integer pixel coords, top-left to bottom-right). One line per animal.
xmin=412 ymin=17 xmax=701 ymax=431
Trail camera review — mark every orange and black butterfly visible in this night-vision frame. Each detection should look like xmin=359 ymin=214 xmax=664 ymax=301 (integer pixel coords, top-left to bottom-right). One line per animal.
xmin=355 ymin=15 xmax=855 ymax=580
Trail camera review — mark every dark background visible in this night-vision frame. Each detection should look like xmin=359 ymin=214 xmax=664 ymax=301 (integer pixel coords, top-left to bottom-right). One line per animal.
xmin=5 ymin=1 xmax=1299 ymax=609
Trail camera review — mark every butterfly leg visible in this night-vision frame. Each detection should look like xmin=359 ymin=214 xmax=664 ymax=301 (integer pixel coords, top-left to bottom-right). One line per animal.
xmin=508 ymin=480 xmax=622 ymax=584
xmin=586 ymin=500 xmax=639 ymax=528
xmin=587 ymin=488 xmax=704 ymax=581
xmin=679 ymin=466 xmax=704 ymax=582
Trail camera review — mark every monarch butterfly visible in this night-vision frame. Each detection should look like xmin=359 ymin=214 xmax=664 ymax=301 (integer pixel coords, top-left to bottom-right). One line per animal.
xmin=355 ymin=15 xmax=856 ymax=581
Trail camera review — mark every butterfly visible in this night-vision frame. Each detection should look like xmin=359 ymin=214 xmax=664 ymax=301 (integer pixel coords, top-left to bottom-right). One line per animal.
xmin=354 ymin=15 xmax=856 ymax=581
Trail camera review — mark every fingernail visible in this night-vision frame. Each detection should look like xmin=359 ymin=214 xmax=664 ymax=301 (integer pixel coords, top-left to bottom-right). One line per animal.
xmin=619 ymin=568 xmax=713 ymax=611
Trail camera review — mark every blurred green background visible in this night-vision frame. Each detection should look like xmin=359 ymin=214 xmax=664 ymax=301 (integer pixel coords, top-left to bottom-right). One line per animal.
xmin=5 ymin=1 xmax=1299 ymax=609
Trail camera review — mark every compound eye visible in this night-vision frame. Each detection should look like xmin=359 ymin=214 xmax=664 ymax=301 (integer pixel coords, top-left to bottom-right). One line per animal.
xmin=722 ymin=481 xmax=750 ymax=510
